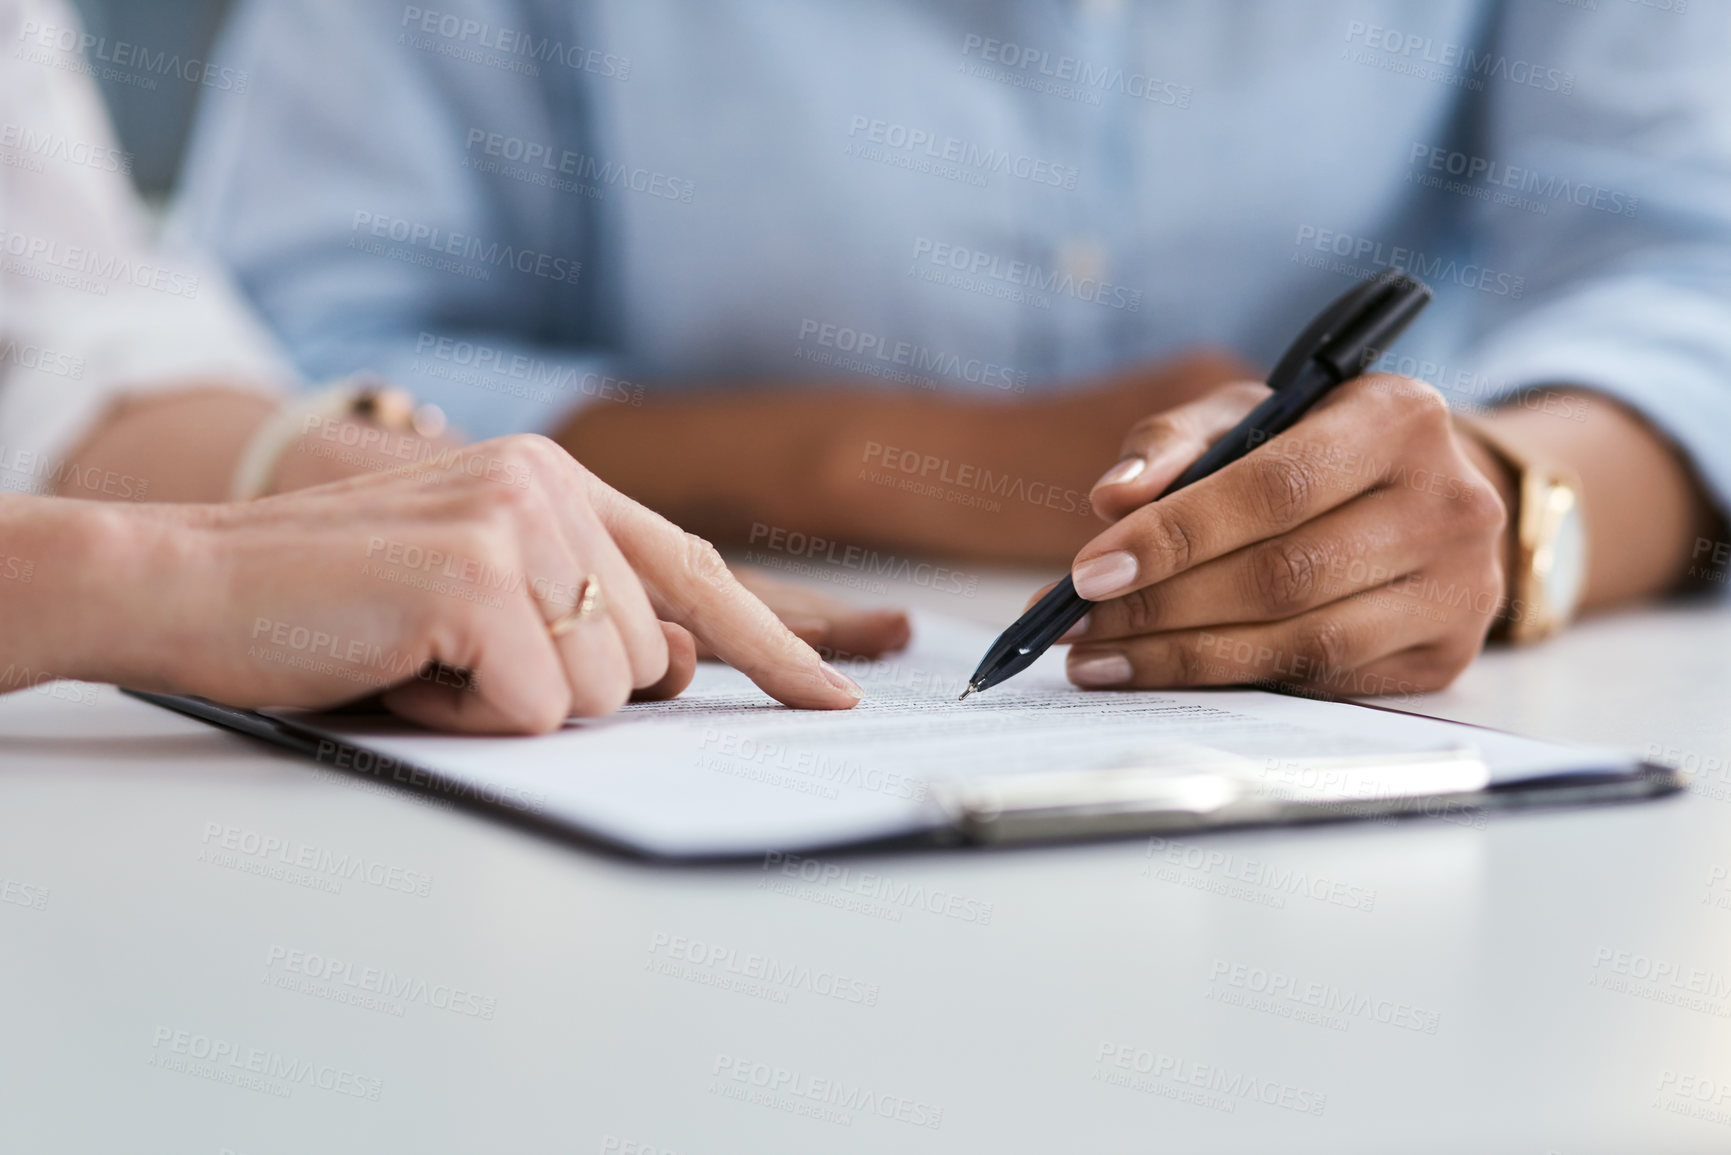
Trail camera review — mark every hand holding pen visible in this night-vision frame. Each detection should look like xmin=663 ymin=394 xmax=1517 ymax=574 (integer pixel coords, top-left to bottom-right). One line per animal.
xmin=965 ymin=271 xmax=1515 ymax=701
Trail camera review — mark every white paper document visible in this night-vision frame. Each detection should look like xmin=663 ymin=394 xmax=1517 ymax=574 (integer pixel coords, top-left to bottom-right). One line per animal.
xmin=278 ymin=613 xmax=1634 ymax=857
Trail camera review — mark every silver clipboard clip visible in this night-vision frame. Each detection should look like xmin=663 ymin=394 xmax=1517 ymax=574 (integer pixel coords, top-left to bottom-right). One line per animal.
xmin=931 ymin=747 xmax=1491 ymax=845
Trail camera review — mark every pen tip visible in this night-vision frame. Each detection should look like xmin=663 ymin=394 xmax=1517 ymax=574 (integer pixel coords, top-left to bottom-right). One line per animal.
xmin=957 ymin=684 xmax=976 ymax=702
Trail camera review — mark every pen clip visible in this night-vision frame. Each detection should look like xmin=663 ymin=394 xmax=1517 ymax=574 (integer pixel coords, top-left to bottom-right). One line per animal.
xmin=1265 ymin=270 xmax=1428 ymax=393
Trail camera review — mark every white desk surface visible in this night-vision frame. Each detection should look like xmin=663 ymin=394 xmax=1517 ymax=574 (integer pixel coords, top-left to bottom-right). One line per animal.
xmin=4 ymin=568 xmax=1730 ymax=1155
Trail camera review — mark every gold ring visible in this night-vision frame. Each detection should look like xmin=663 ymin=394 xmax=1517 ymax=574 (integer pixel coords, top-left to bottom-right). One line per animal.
xmin=548 ymin=574 xmax=605 ymax=637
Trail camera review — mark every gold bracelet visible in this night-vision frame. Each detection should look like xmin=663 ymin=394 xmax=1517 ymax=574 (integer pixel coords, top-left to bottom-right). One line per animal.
xmin=227 ymin=377 xmax=446 ymax=500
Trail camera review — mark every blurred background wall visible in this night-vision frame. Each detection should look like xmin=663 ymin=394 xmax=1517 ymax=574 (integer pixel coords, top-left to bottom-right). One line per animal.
xmin=65 ymin=0 xmax=235 ymax=196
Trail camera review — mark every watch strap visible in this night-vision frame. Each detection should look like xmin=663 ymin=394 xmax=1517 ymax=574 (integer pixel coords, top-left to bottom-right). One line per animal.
xmin=1451 ymin=412 xmax=1585 ymax=644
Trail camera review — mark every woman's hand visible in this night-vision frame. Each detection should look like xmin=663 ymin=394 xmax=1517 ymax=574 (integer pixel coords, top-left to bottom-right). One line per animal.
xmin=1055 ymin=375 xmax=1511 ymax=699
xmin=110 ymin=435 xmax=864 ymax=732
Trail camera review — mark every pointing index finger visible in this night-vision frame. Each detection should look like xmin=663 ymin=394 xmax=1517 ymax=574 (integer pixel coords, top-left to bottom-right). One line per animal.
xmin=584 ymin=483 xmax=864 ymax=710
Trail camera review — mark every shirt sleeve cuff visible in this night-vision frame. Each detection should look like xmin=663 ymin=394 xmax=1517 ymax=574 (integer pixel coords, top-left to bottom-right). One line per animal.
xmin=0 ymin=264 xmax=294 ymax=497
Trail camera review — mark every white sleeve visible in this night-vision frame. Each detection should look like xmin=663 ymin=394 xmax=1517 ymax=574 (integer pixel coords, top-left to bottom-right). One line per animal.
xmin=0 ymin=0 xmax=295 ymax=495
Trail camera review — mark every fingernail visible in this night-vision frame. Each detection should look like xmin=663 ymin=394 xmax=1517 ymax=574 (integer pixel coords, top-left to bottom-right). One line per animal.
xmin=1072 ymin=551 xmax=1138 ymax=600
xmin=875 ymin=611 xmax=913 ymax=649
xmin=1094 ymin=455 xmax=1147 ymax=490
xmin=1059 ymin=612 xmax=1091 ymax=642
xmin=1068 ymin=651 xmax=1133 ymax=688
xmin=820 ymin=661 xmax=864 ymax=699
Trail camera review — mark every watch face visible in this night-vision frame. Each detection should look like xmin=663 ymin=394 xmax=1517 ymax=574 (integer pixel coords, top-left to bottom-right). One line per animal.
xmin=1540 ymin=492 xmax=1587 ymax=622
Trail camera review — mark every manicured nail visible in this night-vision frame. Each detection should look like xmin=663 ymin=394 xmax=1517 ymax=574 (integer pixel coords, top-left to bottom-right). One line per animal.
xmin=1094 ymin=455 xmax=1147 ymax=489
xmin=1068 ymin=651 xmax=1133 ymax=688
xmin=1072 ymin=551 xmax=1138 ymax=600
xmin=820 ymin=661 xmax=864 ymax=699
xmin=1059 ymin=612 xmax=1091 ymax=642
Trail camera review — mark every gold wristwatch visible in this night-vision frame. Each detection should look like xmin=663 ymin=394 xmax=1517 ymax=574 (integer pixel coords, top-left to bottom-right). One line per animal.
xmin=1456 ymin=415 xmax=1588 ymax=644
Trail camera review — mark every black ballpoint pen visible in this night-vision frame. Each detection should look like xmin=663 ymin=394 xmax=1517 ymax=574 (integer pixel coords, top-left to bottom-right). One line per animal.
xmin=959 ymin=269 xmax=1433 ymax=700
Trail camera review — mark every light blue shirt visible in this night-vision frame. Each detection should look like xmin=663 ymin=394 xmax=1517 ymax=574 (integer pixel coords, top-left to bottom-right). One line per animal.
xmin=178 ymin=0 xmax=1731 ymax=525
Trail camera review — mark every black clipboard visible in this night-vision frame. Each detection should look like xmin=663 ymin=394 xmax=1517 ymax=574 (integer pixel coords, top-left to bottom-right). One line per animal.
xmin=125 ymin=689 xmax=1685 ymax=859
